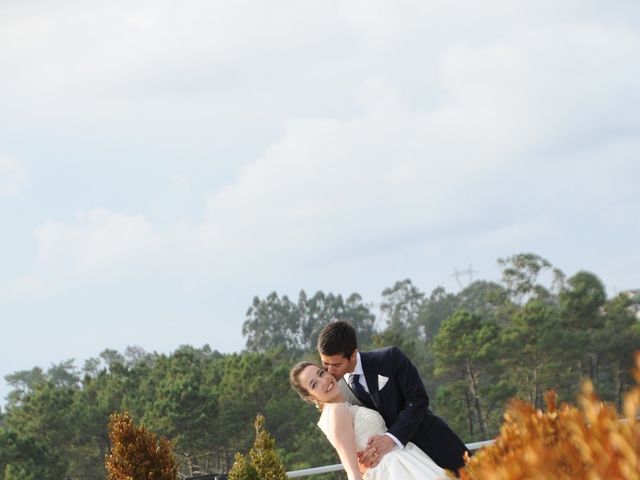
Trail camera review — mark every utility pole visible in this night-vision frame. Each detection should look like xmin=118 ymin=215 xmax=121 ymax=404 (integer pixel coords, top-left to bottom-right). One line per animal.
xmin=450 ymin=264 xmax=478 ymax=289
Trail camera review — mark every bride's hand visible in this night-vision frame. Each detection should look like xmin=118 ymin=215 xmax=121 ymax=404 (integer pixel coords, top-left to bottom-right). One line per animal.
xmin=358 ymin=458 xmax=367 ymax=474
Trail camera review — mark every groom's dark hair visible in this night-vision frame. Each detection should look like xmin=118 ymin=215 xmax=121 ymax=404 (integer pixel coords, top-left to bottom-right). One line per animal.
xmin=317 ymin=320 xmax=357 ymax=358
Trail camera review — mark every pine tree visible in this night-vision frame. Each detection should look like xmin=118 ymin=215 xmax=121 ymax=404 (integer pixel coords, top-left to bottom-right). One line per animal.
xmin=250 ymin=414 xmax=287 ymax=480
xmin=228 ymin=414 xmax=287 ymax=480
xmin=105 ymin=411 xmax=178 ymax=480
xmin=228 ymin=452 xmax=260 ymax=480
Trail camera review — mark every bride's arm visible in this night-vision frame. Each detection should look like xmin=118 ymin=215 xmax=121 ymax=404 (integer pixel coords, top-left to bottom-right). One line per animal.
xmin=325 ymin=403 xmax=363 ymax=480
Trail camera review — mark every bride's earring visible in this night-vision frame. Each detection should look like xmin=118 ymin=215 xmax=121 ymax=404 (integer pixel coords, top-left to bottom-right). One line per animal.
xmin=313 ymin=400 xmax=321 ymax=410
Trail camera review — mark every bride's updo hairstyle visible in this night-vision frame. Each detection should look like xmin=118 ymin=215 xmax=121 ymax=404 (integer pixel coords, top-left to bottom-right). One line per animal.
xmin=289 ymin=361 xmax=318 ymax=405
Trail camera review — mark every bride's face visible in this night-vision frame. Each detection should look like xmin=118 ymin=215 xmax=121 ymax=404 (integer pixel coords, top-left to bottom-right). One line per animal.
xmin=299 ymin=365 xmax=342 ymax=404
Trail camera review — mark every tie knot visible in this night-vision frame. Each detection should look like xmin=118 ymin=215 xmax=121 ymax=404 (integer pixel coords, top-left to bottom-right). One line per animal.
xmin=348 ymin=373 xmax=373 ymax=407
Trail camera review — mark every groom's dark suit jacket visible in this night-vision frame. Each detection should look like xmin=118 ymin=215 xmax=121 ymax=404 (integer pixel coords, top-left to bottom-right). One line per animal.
xmin=358 ymin=346 xmax=469 ymax=473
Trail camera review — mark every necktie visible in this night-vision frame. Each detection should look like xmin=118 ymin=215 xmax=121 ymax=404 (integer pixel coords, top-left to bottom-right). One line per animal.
xmin=350 ymin=374 xmax=374 ymax=408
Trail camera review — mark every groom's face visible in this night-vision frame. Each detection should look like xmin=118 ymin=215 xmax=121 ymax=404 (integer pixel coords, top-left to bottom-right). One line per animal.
xmin=320 ymin=351 xmax=357 ymax=380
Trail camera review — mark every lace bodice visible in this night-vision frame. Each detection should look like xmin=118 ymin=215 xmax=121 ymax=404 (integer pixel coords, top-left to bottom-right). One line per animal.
xmin=317 ymin=403 xmax=445 ymax=480
xmin=318 ymin=403 xmax=387 ymax=450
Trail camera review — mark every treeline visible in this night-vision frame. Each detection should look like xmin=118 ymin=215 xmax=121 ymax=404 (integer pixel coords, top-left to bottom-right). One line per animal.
xmin=0 ymin=253 xmax=638 ymax=479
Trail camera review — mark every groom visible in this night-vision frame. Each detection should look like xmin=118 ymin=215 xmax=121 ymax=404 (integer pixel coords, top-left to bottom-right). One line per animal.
xmin=317 ymin=320 xmax=469 ymax=474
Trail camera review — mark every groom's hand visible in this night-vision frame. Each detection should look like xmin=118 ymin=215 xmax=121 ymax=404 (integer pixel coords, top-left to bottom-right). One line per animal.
xmin=357 ymin=435 xmax=395 ymax=468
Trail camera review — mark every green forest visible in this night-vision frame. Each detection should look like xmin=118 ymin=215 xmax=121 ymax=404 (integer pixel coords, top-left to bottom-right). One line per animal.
xmin=1 ymin=253 xmax=639 ymax=479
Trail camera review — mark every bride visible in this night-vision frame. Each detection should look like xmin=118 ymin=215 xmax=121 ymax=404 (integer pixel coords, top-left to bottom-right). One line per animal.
xmin=290 ymin=361 xmax=448 ymax=480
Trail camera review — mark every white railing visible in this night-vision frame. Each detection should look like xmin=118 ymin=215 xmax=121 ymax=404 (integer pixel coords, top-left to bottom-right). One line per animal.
xmin=286 ymin=439 xmax=494 ymax=478
xmin=286 ymin=415 xmax=640 ymax=479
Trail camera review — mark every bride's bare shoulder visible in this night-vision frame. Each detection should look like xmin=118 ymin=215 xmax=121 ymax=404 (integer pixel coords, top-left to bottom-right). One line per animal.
xmin=332 ymin=402 xmax=352 ymax=412
xmin=323 ymin=402 xmax=352 ymax=420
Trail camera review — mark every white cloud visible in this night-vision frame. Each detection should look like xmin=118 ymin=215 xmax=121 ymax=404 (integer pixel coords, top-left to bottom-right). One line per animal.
xmin=170 ymin=173 xmax=192 ymax=196
xmin=4 ymin=209 xmax=163 ymax=298
xmin=0 ymin=153 xmax=29 ymax=196
xmin=1 ymin=0 xmax=639 ymax=299
xmin=2 ymin=1 xmax=640 ymax=408
xmin=195 ymin=19 xmax=640 ymax=263
xmin=35 ymin=209 xmax=161 ymax=271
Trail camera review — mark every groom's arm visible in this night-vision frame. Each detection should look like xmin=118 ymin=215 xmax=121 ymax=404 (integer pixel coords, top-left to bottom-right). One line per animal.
xmin=385 ymin=346 xmax=429 ymax=446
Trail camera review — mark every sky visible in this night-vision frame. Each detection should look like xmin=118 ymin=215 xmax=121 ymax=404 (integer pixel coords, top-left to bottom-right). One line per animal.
xmin=1 ymin=0 xmax=639 ymax=407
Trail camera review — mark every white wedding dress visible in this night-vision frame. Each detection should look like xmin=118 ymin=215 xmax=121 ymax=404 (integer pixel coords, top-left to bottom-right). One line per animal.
xmin=318 ymin=403 xmax=446 ymax=480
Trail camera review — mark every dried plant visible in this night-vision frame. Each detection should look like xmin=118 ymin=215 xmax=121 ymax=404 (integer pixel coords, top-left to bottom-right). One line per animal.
xmin=460 ymin=353 xmax=640 ymax=479
xmin=105 ymin=411 xmax=178 ymax=480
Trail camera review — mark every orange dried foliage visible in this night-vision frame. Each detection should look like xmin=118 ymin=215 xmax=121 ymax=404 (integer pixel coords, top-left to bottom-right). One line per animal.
xmin=460 ymin=353 xmax=640 ymax=479
xmin=105 ymin=411 xmax=179 ymax=480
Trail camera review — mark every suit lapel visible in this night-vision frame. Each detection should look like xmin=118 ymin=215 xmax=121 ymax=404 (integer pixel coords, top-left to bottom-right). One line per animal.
xmin=360 ymin=352 xmax=383 ymax=411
